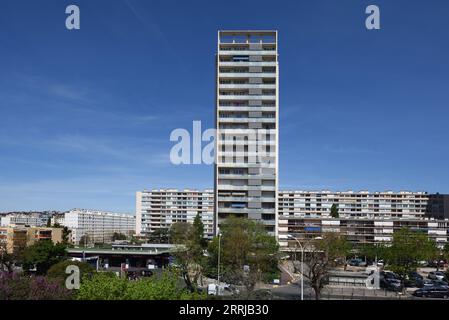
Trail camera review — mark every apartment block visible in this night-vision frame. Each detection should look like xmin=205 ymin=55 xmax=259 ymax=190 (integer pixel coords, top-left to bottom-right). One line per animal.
xmin=278 ymin=190 xmax=433 ymax=219
xmin=278 ymin=190 xmax=449 ymax=249
xmin=278 ymin=216 xmax=449 ymax=249
xmin=0 ymin=212 xmax=48 ymax=227
xmin=215 ymin=30 xmax=279 ymax=235
xmin=50 ymin=213 xmax=65 ymax=226
xmin=63 ymin=209 xmax=135 ymax=245
xmin=0 ymin=226 xmax=63 ymax=254
xmin=136 ymin=189 xmax=214 ymax=239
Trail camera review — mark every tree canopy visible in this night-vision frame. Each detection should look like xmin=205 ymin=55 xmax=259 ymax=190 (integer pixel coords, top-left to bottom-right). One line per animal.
xmin=112 ymin=232 xmax=127 ymax=241
xmin=207 ymin=216 xmax=279 ymax=294
xmin=384 ymin=227 xmax=438 ymax=280
xmin=169 ymin=218 xmax=207 ymax=292
xmin=21 ymin=240 xmax=67 ymax=275
xmin=76 ymin=271 xmax=205 ymax=300
xmin=47 ymin=260 xmax=95 ymax=286
xmin=330 ymin=204 xmax=339 ymax=218
xmin=301 ymin=233 xmax=351 ymax=299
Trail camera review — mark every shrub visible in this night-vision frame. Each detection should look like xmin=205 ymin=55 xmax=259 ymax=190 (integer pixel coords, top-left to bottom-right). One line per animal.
xmin=76 ymin=271 xmax=206 ymax=300
xmin=0 ymin=272 xmax=72 ymax=300
xmin=47 ymin=260 xmax=95 ymax=286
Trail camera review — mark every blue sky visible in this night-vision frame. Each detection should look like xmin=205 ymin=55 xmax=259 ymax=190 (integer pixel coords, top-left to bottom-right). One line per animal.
xmin=1 ymin=0 xmax=448 ymax=213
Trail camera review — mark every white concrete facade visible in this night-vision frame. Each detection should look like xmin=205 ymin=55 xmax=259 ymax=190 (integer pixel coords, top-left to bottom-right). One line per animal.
xmin=64 ymin=209 xmax=135 ymax=245
xmin=136 ymin=189 xmax=214 ymax=239
xmin=279 ymin=190 xmax=431 ymax=219
xmin=215 ymin=30 xmax=279 ymax=236
xmin=0 ymin=213 xmax=47 ymax=227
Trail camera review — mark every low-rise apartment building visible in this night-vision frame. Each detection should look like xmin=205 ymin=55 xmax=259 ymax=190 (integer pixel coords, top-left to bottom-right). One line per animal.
xmin=0 ymin=226 xmax=63 ymax=254
xmin=63 ymin=209 xmax=135 ymax=245
xmin=136 ymin=189 xmax=214 ymax=238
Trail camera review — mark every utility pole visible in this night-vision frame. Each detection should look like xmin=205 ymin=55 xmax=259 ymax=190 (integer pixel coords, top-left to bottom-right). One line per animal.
xmin=217 ymin=233 xmax=222 ymax=293
xmin=288 ymin=234 xmax=304 ymax=300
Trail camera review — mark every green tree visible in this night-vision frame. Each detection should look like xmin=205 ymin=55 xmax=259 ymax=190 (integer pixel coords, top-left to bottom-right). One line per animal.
xmin=206 ymin=216 xmax=279 ymax=297
xmin=148 ymin=228 xmax=169 ymax=244
xmin=443 ymin=243 xmax=449 ymax=261
xmin=444 ymin=243 xmax=449 ymax=279
xmin=169 ymin=223 xmax=192 ymax=244
xmin=0 ymin=242 xmax=17 ymax=272
xmin=62 ymin=226 xmax=70 ymax=245
xmin=46 ymin=217 xmax=52 ymax=227
xmin=193 ymin=213 xmax=206 ymax=248
xmin=302 ymin=233 xmax=351 ymax=300
xmin=79 ymin=235 xmax=90 ymax=247
xmin=76 ymin=271 xmax=205 ymax=300
xmin=170 ymin=222 xmax=206 ymax=292
xmin=21 ymin=240 xmax=67 ymax=275
xmin=47 ymin=260 xmax=95 ymax=286
xmin=330 ymin=204 xmax=339 ymax=218
xmin=112 ymin=232 xmax=127 ymax=241
xmin=385 ymin=228 xmax=438 ymax=283
xmin=358 ymin=243 xmax=388 ymax=262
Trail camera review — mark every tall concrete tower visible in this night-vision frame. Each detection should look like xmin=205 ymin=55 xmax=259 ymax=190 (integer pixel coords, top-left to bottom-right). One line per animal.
xmin=215 ymin=30 xmax=279 ymax=236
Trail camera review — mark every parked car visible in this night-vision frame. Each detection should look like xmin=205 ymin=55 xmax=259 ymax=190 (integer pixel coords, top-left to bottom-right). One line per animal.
xmin=347 ymin=258 xmax=363 ymax=266
xmin=405 ymin=272 xmax=424 ymax=288
xmin=409 ymin=271 xmax=423 ymax=279
xmin=427 ymin=260 xmax=446 ymax=269
xmin=380 ymin=277 xmax=403 ymax=292
xmin=418 ymin=260 xmax=428 ymax=267
xmin=413 ymin=286 xmax=449 ymax=299
xmin=432 ymin=279 xmax=449 ymax=288
xmin=423 ymin=279 xmax=435 ymax=287
xmin=383 ymin=271 xmax=400 ymax=280
xmin=428 ymin=271 xmax=447 ymax=281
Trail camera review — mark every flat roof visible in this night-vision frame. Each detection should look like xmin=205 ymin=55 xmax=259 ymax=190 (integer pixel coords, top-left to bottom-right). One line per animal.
xmin=219 ymin=30 xmax=277 ymax=36
xmin=67 ymin=248 xmax=173 ymax=256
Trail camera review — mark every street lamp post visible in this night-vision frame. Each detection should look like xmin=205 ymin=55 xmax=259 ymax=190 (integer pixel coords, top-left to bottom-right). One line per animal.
xmin=288 ymin=234 xmax=304 ymax=301
xmin=217 ymin=233 xmax=222 ymax=288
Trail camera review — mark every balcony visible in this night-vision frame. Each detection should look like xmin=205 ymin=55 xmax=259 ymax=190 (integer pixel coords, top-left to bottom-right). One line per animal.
xmin=219 ymin=50 xmax=276 ymax=56
xmin=218 ymin=128 xmax=276 ymax=134
xmin=219 ymin=95 xmax=275 ymax=101
xmin=218 ymin=150 xmax=276 ymax=157
xmin=218 ymin=117 xmax=276 ymax=124
xmin=219 ymin=61 xmax=276 ymax=67
xmin=218 ymin=106 xmax=276 ymax=112
xmin=217 ymin=160 xmax=276 ymax=167
xmin=219 ymin=72 xmax=276 ymax=78
xmin=218 ymin=207 xmax=249 ymax=214
xmin=217 ymin=196 xmax=276 ymax=202
xmin=217 ymin=173 xmax=275 ymax=180
xmin=219 ymin=140 xmax=275 ymax=146
xmin=219 ymin=84 xmax=276 ymax=90
xmin=217 ymin=185 xmax=276 ymax=191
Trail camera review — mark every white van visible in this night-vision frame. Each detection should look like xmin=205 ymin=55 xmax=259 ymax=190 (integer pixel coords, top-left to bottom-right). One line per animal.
xmin=208 ymin=283 xmax=217 ymax=295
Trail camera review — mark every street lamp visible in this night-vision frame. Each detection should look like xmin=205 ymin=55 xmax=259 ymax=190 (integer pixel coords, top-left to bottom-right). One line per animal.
xmin=217 ymin=233 xmax=222 ymax=288
xmin=287 ymin=234 xmax=304 ymax=301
